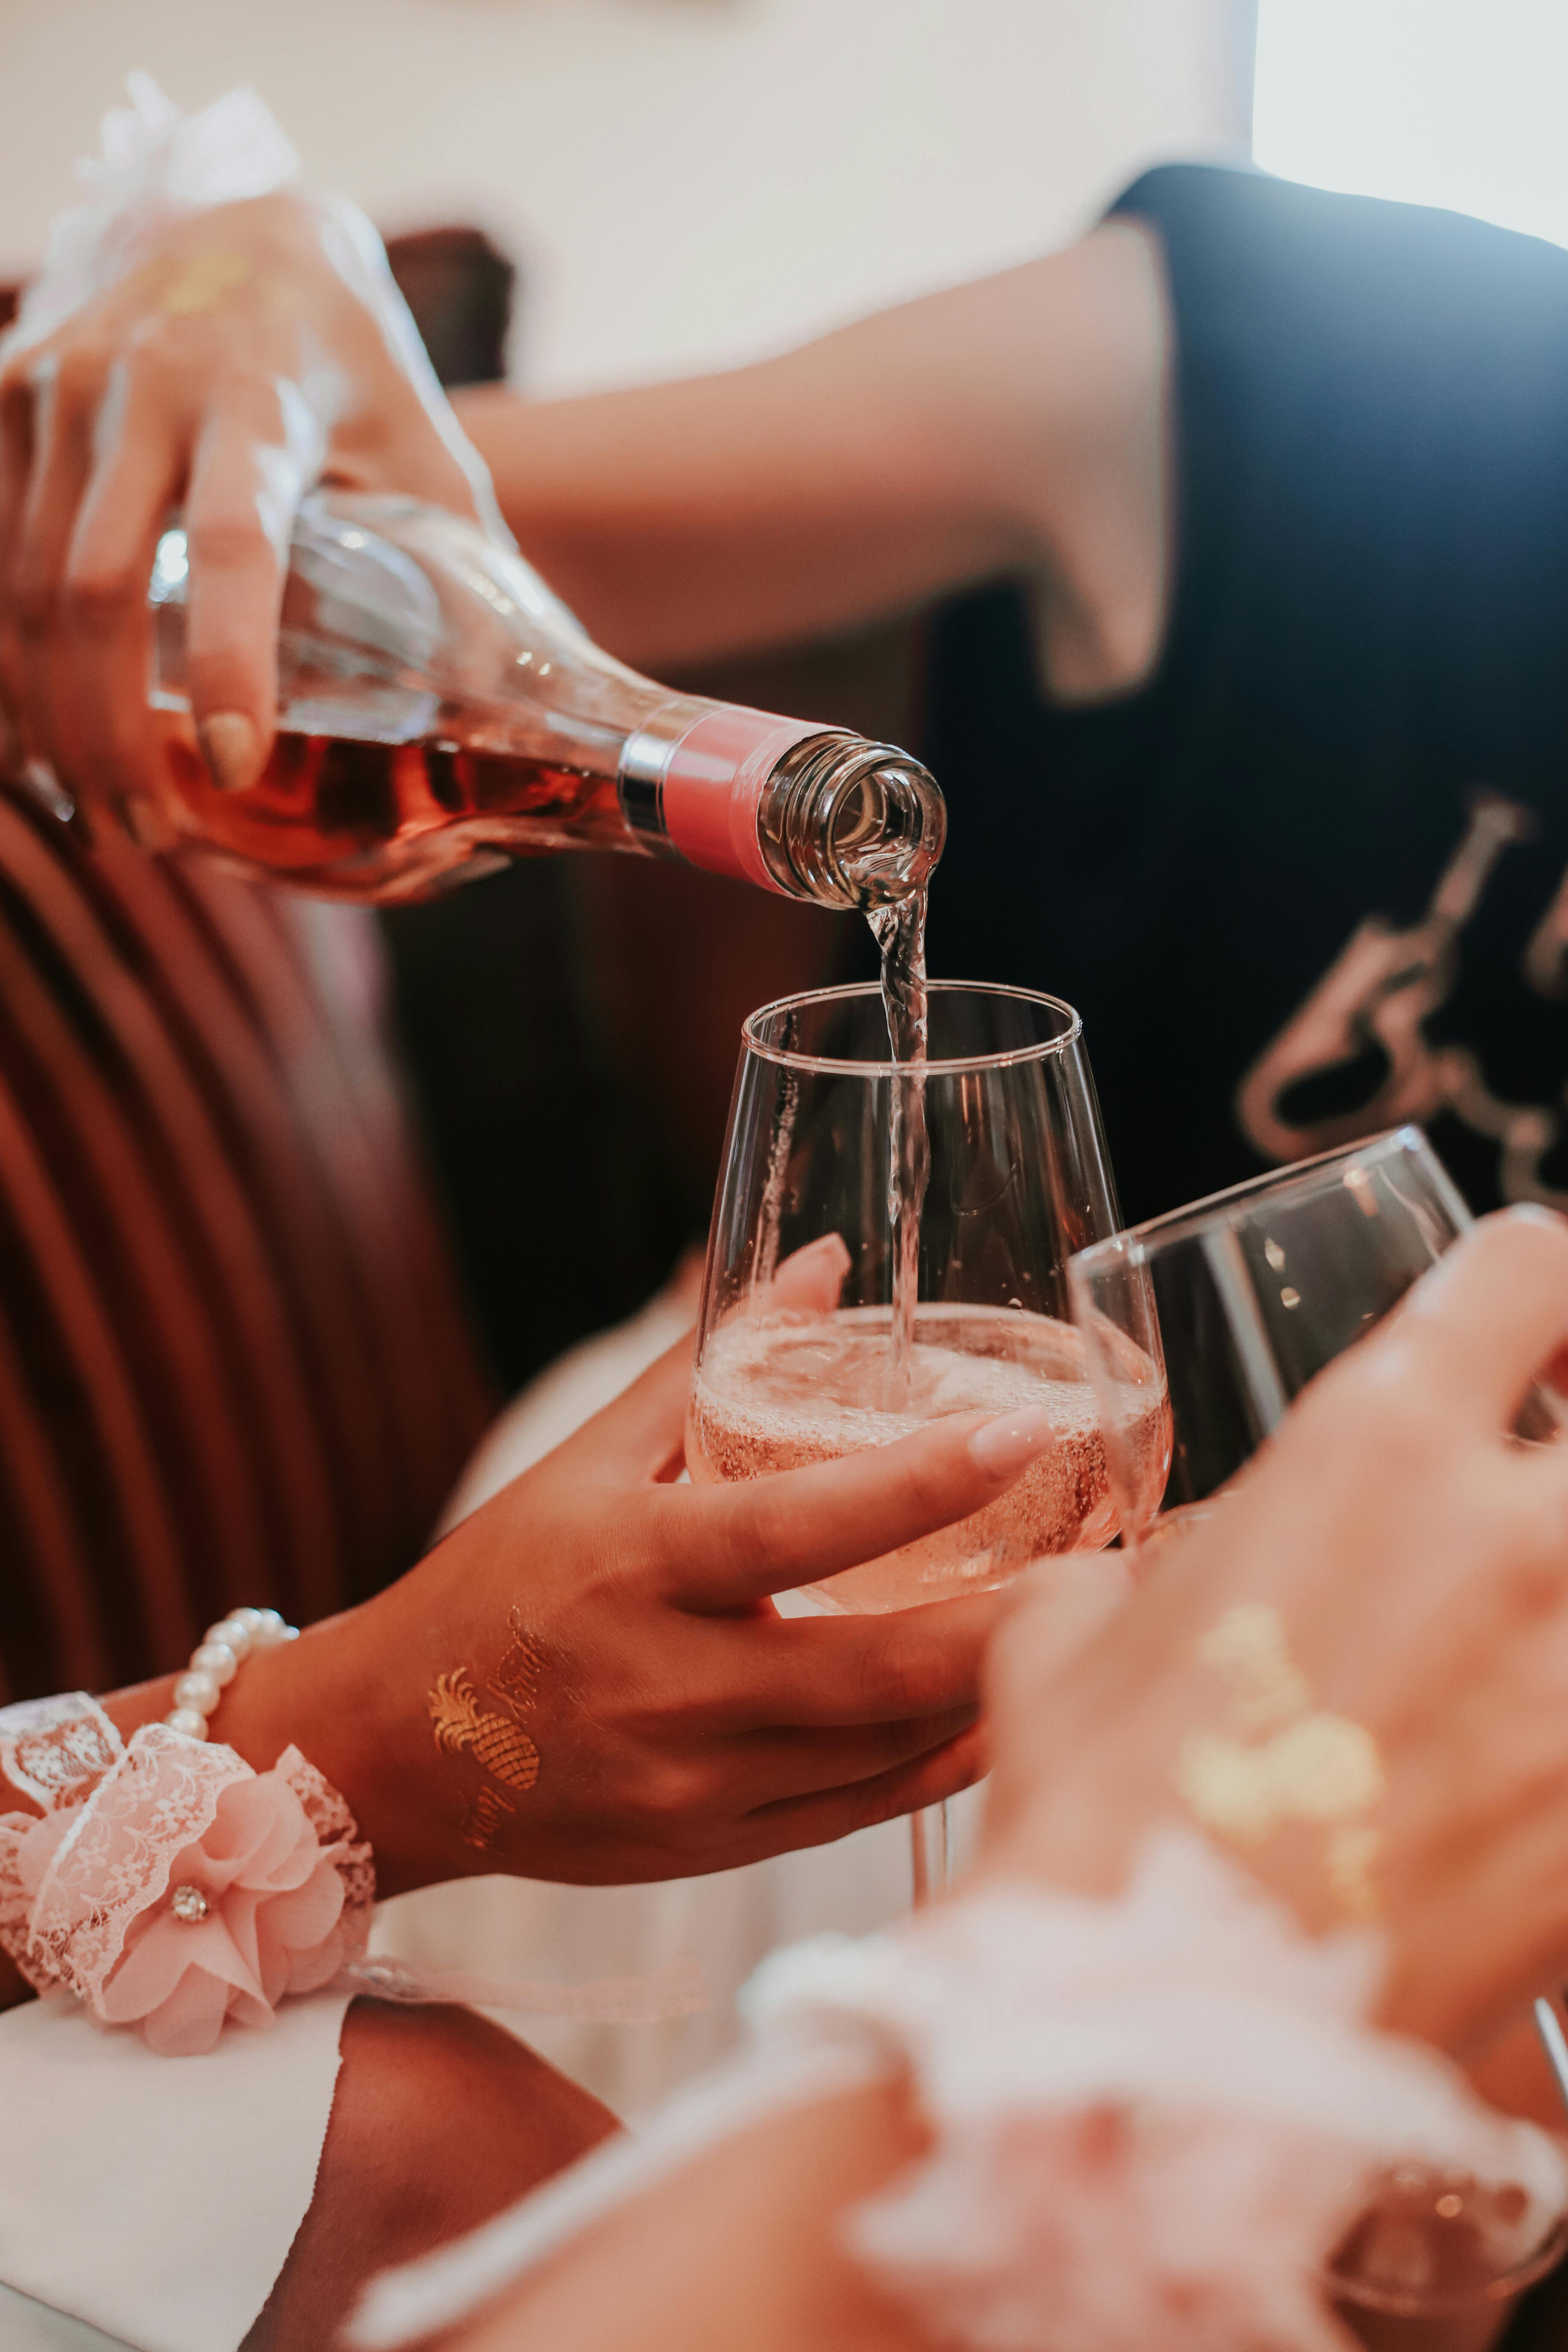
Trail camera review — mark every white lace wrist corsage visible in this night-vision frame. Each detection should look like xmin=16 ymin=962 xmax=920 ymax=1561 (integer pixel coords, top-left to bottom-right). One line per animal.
xmin=355 ymin=1829 xmax=1568 ymax=2352
xmin=762 ymin=1833 xmax=1568 ymax=2350
xmin=0 ymin=1689 xmax=374 ymax=2057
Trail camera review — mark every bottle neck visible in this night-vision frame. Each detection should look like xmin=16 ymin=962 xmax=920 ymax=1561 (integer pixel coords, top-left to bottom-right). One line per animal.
xmin=617 ymin=700 xmax=945 ymax=909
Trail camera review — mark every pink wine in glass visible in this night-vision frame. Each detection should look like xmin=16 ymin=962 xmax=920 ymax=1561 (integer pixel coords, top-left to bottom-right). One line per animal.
xmin=687 ymin=1302 xmax=1171 ymax=1613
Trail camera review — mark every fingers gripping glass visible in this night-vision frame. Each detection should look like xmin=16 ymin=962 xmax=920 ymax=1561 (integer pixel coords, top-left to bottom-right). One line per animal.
xmin=688 ymin=982 xmax=1153 ymax=1904
xmin=1068 ymin=1127 xmax=1568 ymax=2329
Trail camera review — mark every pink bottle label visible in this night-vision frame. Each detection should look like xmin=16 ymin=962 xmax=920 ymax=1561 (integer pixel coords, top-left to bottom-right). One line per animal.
xmin=659 ymin=707 xmax=827 ymax=891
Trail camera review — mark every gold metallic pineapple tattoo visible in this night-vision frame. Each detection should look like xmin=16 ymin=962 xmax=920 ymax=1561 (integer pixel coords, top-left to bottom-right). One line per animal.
xmin=428 ymin=1610 xmax=545 ymax=1850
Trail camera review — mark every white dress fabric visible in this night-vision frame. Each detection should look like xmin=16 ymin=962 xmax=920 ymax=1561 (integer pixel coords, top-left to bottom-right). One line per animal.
xmin=0 ymin=1987 xmax=352 ymax=2352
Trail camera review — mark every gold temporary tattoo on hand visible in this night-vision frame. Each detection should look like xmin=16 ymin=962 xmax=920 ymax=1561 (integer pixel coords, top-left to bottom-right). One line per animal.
xmin=459 ymin=1786 xmax=516 ymax=1852
xmin=1176 ymin=1603 xmax=1385 ymax=1917
xmin=491 ymin=1608 xmax=545 ymax=1715
xmin=139 ymin=249 xmax=254 ymax=318
xmin=428 ymin=1609 xmax=550 ymax=1850
xmin=428 ymin=1669 xmax=541 ymax=1793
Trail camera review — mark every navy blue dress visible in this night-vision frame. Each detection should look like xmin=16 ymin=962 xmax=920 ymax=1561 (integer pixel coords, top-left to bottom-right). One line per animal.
xmin=917 ymin=164 xmax=1568 ymax=1224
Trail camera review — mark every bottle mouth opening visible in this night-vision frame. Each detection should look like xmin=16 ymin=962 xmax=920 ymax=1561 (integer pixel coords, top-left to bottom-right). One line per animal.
xmin=827 ymin=759 xmax=945 ymax=905
xmin=761 ymin=733 xmax=946 ymax=908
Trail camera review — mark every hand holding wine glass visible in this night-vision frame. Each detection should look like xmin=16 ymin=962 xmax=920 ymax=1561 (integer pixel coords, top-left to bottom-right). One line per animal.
xmin=1050 ymin=1151 xmax=1568 ymax=2335
xmin=989 ymin=1200 xmax=1568 ymax=2041
xmin=188 ymin=1329 xmax=1063 ymax=1907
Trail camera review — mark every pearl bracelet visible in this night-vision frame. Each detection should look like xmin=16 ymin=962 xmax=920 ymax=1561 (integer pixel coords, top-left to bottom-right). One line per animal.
xmin=164 ymin=1605 xmax=298 ymax=1741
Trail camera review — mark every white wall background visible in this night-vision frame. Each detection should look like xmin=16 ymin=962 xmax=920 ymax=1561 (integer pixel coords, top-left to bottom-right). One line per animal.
xmin=1255 ymin=0 xmax=1568 ymax=254
xmin=0 ymin=0 xmax=1250 ymax=394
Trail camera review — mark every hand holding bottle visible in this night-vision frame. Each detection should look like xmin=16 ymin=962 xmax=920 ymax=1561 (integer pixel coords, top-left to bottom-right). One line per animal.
xmin=0 ymin=174 xmax=494 ymax=816
xmin=0 ymin=84 xmax=944 ymax=905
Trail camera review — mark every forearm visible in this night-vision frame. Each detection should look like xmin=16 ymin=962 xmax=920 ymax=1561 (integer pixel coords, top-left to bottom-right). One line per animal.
xmin=455 ymin=222 xmax=1167 ymax=688
xmin=455 ymin=348 xmax=1010 ymax=674
xmin=455 ymin=2076 xmax=926 ymax=2352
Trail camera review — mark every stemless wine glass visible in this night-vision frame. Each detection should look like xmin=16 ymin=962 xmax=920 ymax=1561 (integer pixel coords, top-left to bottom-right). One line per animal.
xmin=1066 ymin=1126 xmax=1476 ymax=1550
xmin=1068 ymin=1127 xmax=1568 ymax=2343
xmin=687 ymin=980 xmax=1167 ymax=1905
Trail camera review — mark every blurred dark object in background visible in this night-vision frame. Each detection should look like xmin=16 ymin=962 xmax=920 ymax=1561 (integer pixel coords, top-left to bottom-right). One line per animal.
xmin=384 ymin=226 xmax=513 ymax=387
xmin=0 ymin=284 xmax=19 ymax=331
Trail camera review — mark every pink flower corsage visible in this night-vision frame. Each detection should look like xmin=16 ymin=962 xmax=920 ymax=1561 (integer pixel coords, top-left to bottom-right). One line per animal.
xmin=0 ymin=1694 xmax=374 ymax=2056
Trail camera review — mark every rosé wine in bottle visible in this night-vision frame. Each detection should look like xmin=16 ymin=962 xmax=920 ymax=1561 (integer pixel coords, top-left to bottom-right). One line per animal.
xmin=138 ymin=493 xmax=944 ymax=907
xmin=686 ymin=1302 xmax=1171 ymax=1614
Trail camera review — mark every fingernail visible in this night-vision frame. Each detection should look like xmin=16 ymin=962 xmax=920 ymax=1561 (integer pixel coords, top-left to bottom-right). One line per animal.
xmin=969 ymin=1407 xmax=1060 ymax=1478
xmin=793 ymin=1234 xmax=851 ymax=1266
xmin=119 ymin=791 xmax=177 ymax=852
xmin=1505 ymin=1203 xmax=1566 ymax=1234
xmin=198 ymin=711 xmax=261 ymax=794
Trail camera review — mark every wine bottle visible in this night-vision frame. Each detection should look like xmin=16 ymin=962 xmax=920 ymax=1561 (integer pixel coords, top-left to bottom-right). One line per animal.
xmin=145 ymin=492 xmax=945 ymax=908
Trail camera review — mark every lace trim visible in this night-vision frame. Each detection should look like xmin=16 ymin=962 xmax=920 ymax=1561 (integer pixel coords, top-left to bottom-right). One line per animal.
xmin=0 ymin=1819 xmax=60 ymax=1994
xmin=31 ymin=1726 xmax=251 ymax=2003
xmin=0 ymin=1703 xmax=376 ymax=2034
xmin=277 ymin=1745 xmax=375 ymax=1955
xmin=0 ymin=1692 xmax=122 ymax=1810
xmin=0 ymin=1695 xmax=127 ymax=1992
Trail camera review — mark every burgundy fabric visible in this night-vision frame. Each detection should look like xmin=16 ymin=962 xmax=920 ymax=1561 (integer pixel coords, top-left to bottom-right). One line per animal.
xmin=0 ymin=784 xmax=494 ymax=1702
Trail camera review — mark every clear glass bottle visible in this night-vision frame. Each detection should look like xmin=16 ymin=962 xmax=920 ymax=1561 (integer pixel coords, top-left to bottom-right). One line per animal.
xmin=145 ymin=493 xmax=945 ymax=908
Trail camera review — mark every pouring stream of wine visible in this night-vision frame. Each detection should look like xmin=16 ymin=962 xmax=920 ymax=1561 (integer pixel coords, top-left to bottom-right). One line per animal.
xmin=867 ymin=889 xmax=930 ymax=1412
xmin=867 ymin=885 xmax=939 ymax=1906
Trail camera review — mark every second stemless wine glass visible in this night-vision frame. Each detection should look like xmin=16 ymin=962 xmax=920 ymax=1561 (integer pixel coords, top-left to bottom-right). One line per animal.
xmin=1065 ymin=1126 xmax=1476 ymax=1555
xmin=1068 ymin=1126 xmax=1568 ymax=2342
xmin=686 ymin=980 xmax=1168 ymax=1903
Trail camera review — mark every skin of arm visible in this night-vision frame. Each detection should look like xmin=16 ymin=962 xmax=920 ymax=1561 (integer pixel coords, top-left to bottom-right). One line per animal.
xmin=453 ymin=219 xmax=1171 ymax=701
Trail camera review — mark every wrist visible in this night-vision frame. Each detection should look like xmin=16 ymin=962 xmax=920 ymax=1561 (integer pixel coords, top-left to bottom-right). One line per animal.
xmin=94 ymin=1606 xmax=419 ymax=1897
xmin=988 ymin=1734 xmax=1494 ymax=2061
xmin=214 ymin=1606 xmax=412 ymax=1876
